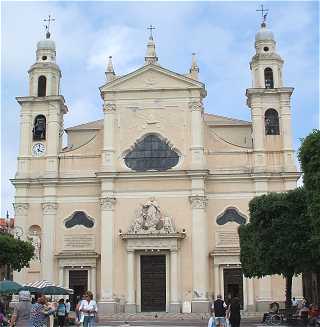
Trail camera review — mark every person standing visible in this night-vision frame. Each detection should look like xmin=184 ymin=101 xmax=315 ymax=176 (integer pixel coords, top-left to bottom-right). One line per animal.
xmin=30 ymin=295 xmax=55 ymax=327
xmin=228 ymin=297 xmax=241 ymax=327
xmin=65 ymin=299 xmax=70 ymax=325
xmin=57 ymin=299 xmax=66 ymax=327
xmin=213 ymin=294 xmax=227 ymax=327
xmin=79 ymin=291 xmax=97 ymax=327
xmin=9 ymin=290 xmax=32 ymax=326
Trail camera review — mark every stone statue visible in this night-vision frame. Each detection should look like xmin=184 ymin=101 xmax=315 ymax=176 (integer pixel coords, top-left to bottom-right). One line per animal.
xmin=128 ymin=198 xmax=175 ymax=234
xmin=28 ymin=231 xmax=41 ymax=262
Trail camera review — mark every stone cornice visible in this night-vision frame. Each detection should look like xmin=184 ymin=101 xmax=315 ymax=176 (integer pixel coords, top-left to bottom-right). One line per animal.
xmin=246 ymin=87 xmax=294 ymax=97
xmin=55 ymin=251 xmax=100 ymax=258
xmin=120 ymin=232 xmax=186 ymax=240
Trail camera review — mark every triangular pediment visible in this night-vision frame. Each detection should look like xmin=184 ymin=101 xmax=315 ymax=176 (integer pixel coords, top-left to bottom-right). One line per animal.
xmin=100 ymin=64 xmax=205 ymax=93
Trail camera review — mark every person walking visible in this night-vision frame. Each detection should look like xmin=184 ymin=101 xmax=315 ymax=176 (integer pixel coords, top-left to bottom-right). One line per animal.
xmin=213 ymin=294 xmax=227 ymax=327
xmin=79 ymin=291 xmax=97 ymax=327
xmin=228 ymin=297 xmax=241 ymax=327
xmin=57 ymin=299 xmax=67 ymax=327
xmin=9 ymin=290 xmax=32 ymax=327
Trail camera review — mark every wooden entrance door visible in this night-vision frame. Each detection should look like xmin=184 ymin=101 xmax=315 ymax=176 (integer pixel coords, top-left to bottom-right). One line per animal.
xmin=223 ymin=268 xmax=244 ymax=308
xmin=140 ymin=255 xmax=166 ymax=311
xmin=69 ymin=270 xmax=88 ymax=310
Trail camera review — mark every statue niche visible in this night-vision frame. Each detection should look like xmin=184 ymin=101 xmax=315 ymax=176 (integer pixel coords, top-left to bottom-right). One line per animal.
xmin=33 ymin=115 xmax=46 ymax=141
xmin=128 ymin=198 xmax=175 ymax=234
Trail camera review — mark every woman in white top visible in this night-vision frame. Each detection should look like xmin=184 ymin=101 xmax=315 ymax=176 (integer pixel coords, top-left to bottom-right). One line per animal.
xmin=79 ymin=291 xmax=97 ymax=327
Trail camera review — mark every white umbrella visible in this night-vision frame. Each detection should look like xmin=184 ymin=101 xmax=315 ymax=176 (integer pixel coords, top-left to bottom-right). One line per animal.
xmin=23 ymin=280 xmax=73 ymax=295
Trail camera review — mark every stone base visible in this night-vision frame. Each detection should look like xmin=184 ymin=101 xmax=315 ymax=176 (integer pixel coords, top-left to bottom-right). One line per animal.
xmin=169 ymin=303 xmax=181 ymax=313
xmin=125 ymin=303 xmax=137 ymax=313
xmin=192 ymin=300 xmax=209 ymax=313
xmin=98 ymin=300 xmax=119 ymax=314
xmin=246 ymin=304 xmax=256 ymax=312
xmin=256 ymin=301 xmax=272 ymax=313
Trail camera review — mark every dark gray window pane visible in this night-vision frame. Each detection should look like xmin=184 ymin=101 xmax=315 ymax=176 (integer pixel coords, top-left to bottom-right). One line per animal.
xmin=125 ymin=135 xmax=179 ymax=171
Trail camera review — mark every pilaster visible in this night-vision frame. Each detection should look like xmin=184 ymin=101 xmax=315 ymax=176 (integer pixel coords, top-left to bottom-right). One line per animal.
xmin=189 ymin=195 xmax=209 ymax=312
xmin=41 ymin=202 xmax=58 ymax=281
xmin=99 ymin=196 xmax=118 ymax=313
xmin=12 ymin=203 xmax=29 ymax=284
xmin=102 ymin=102 xmax=116 ymax=170
xmin=189 ymin=101 xmax=205 ymax=169
xmin=169 ymin=249 xmax=180 ymax=313
xmin=125 ymin=250 xmax=136 ymax=313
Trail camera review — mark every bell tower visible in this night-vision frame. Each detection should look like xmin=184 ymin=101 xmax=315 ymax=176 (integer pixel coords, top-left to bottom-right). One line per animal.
xmin=16 ymin=22 xmax=68 ymax=178
xmin=246 ymin=13 xmax=296 ymax=176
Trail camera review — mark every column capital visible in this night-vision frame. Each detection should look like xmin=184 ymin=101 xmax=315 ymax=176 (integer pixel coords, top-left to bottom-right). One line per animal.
xmin=189 ymin=195 xmax=208 ymax=209
xmin=13 ymin=203 xmax=29 ymax=216
xmin=188 ymin=101 xmax=203 ymax=112
xmin=100 ymin=197 xmax=116 ymax=211
xmin=103 ymin=102 xmax=116 ymax=113
xmin=42 ymin=202 xmax=58 ymax=214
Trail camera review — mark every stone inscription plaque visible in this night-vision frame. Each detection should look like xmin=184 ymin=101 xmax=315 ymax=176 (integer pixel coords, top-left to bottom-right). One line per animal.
xmin=64 ymin=235 xmax=95 ymax=250
xmin=216 ymin=231 xmax=239 ymax=247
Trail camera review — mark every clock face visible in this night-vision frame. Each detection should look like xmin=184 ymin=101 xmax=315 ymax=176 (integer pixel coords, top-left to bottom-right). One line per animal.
xmin=32 ymin=143 xmax=46 ymax=157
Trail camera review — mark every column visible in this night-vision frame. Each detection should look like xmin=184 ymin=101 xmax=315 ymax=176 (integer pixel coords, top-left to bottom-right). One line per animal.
xmin=91 ymin=266 xmax=97 ymax=299
xmin=99 ymin=196 xmax=117 ymax=313
xmin=42 ymin=202 xmax=57 ymax=282
xmin=246 ymin=277 xmax=255 ymax=312
xmin=59 ymin=266 xmax=64 ymax=286
xmin=125 ymin=250 xmax=136 ymax=313
xmin=12 ymin=203 xmax=29 ymax=283
xmin=170 ymin=249 xmax=180 ymax=313
xmin=213 ymin=264 xmax=220 ymax=299
xmin=102 ymin=102 xmax=116 ymax=170
xmin=189 ymin=195 xmax=209 ymax=312
xmin=292 ymin=275 xmax=303 ymax=300
xmin=257 ymin=275 xmax=272 ymax=312
xmin=189 ymin=101 xmax=205 ymax=169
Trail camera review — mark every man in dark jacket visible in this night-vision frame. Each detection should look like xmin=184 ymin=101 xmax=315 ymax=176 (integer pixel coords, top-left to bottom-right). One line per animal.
xmin=213 ymin=294 xmax=227 ymax=327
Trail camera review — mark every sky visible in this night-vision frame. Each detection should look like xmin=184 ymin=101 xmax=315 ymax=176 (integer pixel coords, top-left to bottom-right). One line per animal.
xmin=1 ymin=1 xmax=319 ymax=217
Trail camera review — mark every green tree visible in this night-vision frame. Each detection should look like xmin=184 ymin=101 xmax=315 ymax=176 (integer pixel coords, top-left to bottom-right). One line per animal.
xmin=239 ymin=188 xmax=313 ymax=308
xmin=0 ymin=234 xmax=34 ymax=277
xmin=298 ymin=129 xmax=320 ymax=252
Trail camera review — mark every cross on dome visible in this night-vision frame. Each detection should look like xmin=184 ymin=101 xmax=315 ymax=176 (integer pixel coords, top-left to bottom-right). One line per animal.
xmin=43 ymin=14 xmax=55 ymax=39
xmin=147 ymin=25 xmax=156 ymax=39
xmin=256 ymin=4 xmax=269 ymax=27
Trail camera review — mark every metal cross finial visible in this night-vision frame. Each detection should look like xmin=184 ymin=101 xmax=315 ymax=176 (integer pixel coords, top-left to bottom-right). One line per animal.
xmin=147 ymin=25 xmax=156 ymax=38
xmin=43 ymin=14 xmax=55 ymax=39
xmin=256 ymin=4 xmax=269 ymax=24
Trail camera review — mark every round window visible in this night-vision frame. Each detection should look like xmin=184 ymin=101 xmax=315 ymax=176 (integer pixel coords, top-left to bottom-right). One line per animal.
xmin=263 ymin=47 xmax=269 ymax=52
xmin=42 ymin=56 xmax=47 ymax=60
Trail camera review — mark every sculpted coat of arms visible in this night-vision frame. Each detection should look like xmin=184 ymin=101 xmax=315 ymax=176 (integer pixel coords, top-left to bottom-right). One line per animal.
xmin=128 ymin=198 xmax=175 ymax=234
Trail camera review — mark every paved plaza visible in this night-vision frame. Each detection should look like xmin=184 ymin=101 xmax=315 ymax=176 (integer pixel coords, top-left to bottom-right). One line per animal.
xmin=95 ymin=318 xmax=268 ymax=326
xmin=95 ymin=320 xmax=274 ymax=327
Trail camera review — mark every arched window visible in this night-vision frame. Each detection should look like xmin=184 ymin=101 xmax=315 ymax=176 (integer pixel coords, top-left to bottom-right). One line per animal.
xmin=33 ymin=115 xmax=46 ymax=140
xmin=265 ymin=109 xmax=280 ymax=135
xmin=37 ymin=75 xmax=47 ymax=97
xmin=124 ymin=134 xmax=179 ymax=171
xmin=64 ymin=211 xmax=95 ymax=228
xmin=264 ymin=68 xmax=274 ymax=89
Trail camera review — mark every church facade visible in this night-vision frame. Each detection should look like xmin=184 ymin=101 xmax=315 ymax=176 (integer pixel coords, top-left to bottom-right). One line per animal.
xmin=12 ymin=22 xmax=302 ymax=315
